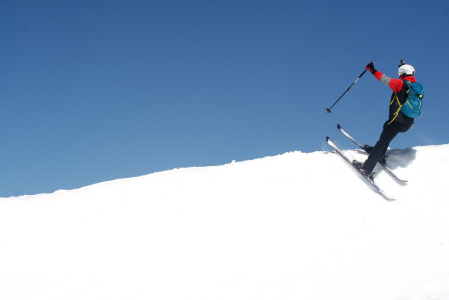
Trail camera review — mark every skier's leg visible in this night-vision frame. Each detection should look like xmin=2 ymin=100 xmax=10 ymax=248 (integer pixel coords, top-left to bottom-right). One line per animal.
xmin=363 ymin=122 xmax=411 ymax=174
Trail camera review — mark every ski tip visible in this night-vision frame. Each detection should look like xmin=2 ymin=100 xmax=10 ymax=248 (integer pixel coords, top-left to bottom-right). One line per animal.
xmin=384 ymin=196 xmax=396 ymax=202
xmin=337 ymin=124 xmax=342 ymax=129
xmin=326 ymin=136 xmax=330 ymax=141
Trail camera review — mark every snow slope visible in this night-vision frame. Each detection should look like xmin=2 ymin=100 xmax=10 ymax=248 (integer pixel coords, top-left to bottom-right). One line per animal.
xmin=1 ymin=144 xmax=448 ymax=300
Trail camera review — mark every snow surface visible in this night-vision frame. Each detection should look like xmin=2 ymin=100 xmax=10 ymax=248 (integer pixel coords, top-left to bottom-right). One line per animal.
xmin=1 ymin=144 xmax=449 ymax=300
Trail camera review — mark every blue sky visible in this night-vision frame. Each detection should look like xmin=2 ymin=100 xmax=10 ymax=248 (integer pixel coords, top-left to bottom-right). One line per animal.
xmin=1 ymin=0 xmax=448 ymax=197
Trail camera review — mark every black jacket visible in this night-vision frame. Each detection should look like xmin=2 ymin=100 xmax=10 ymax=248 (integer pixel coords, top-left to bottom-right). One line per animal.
xmin=389 ymin=80 xmax=415 ymax=124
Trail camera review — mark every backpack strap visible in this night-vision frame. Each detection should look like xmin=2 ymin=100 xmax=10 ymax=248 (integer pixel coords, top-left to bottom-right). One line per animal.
xmin=388 ymin=93 xmax=403 ymax=125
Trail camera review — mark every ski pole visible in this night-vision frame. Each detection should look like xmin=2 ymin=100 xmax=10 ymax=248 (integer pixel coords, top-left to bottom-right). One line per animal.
xmin=325 ymin=62 xmax=372 ymax=114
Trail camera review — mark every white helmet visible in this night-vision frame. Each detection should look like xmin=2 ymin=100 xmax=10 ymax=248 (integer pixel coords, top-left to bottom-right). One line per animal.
xmin=398 ymin=64 xmax=415 ymax=77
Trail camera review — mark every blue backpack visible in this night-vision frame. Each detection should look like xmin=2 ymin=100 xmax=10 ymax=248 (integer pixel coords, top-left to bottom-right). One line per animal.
xmin=401 ymin=81 xmax=424 ymax=118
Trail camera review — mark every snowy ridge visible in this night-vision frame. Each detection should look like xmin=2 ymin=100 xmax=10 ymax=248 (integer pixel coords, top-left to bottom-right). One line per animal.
xmin=1 ymin=144 xmax=449 ymax=300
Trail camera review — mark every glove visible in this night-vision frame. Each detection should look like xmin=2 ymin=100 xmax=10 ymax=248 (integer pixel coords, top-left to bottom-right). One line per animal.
xmin=365 ymin=62 xmax=377 ymax=74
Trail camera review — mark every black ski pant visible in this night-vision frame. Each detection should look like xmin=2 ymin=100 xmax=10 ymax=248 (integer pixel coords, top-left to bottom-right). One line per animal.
xmin=362 ymin=121 xmax=412 ymax=174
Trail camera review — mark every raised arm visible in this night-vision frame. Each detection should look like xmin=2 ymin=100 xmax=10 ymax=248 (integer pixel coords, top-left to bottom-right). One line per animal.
xmin=365 ymin=62 xmax=404 ymax=93
xmin=373 ymin=71 xmax=404 ymax=93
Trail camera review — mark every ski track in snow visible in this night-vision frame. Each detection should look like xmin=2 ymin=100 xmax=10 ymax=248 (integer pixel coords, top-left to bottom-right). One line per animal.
xmin=1 ymin=144 xmax=449 ymax=300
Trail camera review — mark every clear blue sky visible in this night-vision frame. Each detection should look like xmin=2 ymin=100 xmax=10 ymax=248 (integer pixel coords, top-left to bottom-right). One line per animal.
xmin=1 ymin=0 xmax=448 ymax=197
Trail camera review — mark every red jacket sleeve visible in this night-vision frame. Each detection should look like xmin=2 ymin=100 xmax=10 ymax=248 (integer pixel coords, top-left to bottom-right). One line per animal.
xmin=373 ymin=71 xmax=404 ymax=93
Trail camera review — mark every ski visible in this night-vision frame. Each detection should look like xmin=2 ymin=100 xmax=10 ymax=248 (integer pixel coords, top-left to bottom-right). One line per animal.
xmin=326 ymin=136 xmax=394 ymax=201
xmin=337 ymin=124 xmax=408 ymax=183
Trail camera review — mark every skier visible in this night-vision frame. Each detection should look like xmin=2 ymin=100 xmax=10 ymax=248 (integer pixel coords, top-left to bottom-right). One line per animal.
xmin=353 ymin=61 xmax=417 ymax=180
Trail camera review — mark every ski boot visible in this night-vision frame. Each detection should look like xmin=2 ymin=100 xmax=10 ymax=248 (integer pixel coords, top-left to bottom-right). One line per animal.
xmin=352 ymin=160 xmax=375 ymax=181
